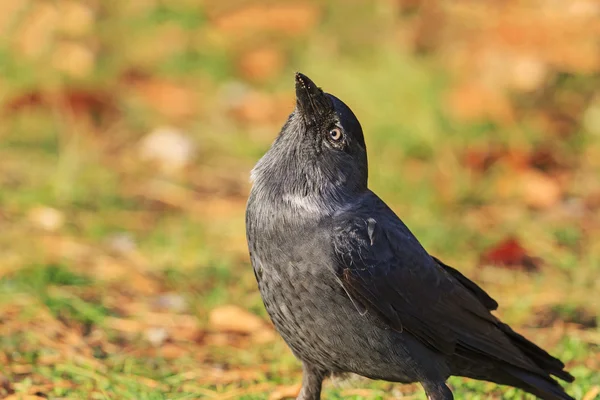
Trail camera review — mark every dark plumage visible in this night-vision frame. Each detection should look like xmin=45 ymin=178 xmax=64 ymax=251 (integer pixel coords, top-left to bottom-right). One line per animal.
xmin=245 ymin=73 xmax=574 ymax=400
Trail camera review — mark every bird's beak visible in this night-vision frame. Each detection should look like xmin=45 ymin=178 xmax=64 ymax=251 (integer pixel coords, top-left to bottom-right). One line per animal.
xmin=295 ymin=72 xmax=332 ymax=122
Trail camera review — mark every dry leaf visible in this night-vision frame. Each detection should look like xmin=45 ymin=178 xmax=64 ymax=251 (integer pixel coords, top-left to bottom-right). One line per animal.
xmin=509 ymin=56 xmax=548 ymax=92
xmin=129 ymin=78 xmax=198 ymax=119
xmin=213 ymin=4 xmax=321 ymax=36
xmin=158 ymin=343 xmax=188 ymax=359
xmin=138 ymin=126 xmax=196 ymax=173
xmin=230 ymin=91 xmax=294 ymax=125
xmin=269 ymin=383 xmax=302 ymax=400
xmin=480 ymin=237 xmax=541 ymax=272
xmin=0 ymin=1 xmax=28 ymax=36
xmin=28 ymin=206 xmax=64 ymax=231
xmin=209 ymin=305 xmax=266 ymax=334
xmin=105 ymin=317 xmax=146 ymax=334
xmin=52 ymin=41 xmax=95 ymax=78
xmin=238 ymin=46 xmax=286 ymax=82
xmin=4 ymin=89 xmax=118 ymax=124
xmin=10 ymin=365 xmax=33 ymax=374
xmin=583 ymin=386 xmax=600 ymax=400
xmin=520 ymin=170 xmax=562 ymax=209
xmin=14 ymin=3 xmax=59 ymax=58
xmin=445 ymin=81 xmax=514 ymax=123
xmin=57 ymin=0 xmax=95 ymax=36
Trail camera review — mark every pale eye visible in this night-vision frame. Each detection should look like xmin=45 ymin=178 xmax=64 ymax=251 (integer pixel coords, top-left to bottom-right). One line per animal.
xmin=329 ymin=127 xmax=343 ymax=142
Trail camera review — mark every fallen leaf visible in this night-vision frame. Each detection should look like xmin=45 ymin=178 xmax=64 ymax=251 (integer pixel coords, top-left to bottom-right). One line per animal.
xmin=583 ymin=386 xmax=600 ymax=400
xmin=209 ymin=305 xmax=266 ymax=334
xmin=213 ymin=4 xmax=321 ymax=36
xmin=105 ymin=317 xmax=146 ymax=334
xmin=4 ymin=89 xmax=118 ymax=125
xmin=0 ymin=374 xmax=14 ymax=396
xmin=269 ymin=383 xmax=302 ymax=400
xmin=129 ymin=77 xmax=199 ymax=119
xmin=480 ymin=237 xmax=541 ymax=272
xmin=530 ymin=305 xmax=597 ymax=329
xmin=509 ymin=56 xmax=548 ymax=92
xmin=146 ymin=327 xmax=169 ymax=347
xmin=462 ymin=146 xmax=505 ymax=172
xmin=528 ymin=147 xmax=565 ymax=172
xmin=57 ymin=0 xmax=95 ymax=36
xmin=10 ymin=365 xmax=33 ymax=374
xmin=14 ymin=2 xmax=59 ymax=58
xmin=138 ymin=126 xmax=197 ymax=174
xmin=158 ymin=343 xmax=188 ymax=359
xmin=238 ymin=46 xmax=286 ymax=82
xmin=28 ymin=206 xmax=64 ymax=231
xmin=152 ymin=293 xmax=188 ymax=313
xmin=52 ymin=41 xmax=96 ymax=78
xmin=229 ymin=90 xmax=294 ymax=125
xmin=520 ymin=170 xmax=562 ymax=209
xmin=445 ymin=81 xmax=514 ymax=123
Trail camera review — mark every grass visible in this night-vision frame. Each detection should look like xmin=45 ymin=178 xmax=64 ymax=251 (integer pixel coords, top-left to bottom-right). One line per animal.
xmin=1 ymin=1 xmax=599 ymax=399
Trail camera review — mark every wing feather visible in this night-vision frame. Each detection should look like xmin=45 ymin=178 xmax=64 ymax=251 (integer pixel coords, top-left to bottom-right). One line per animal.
xmin=331 ymin=201 xmax=543 ymax=373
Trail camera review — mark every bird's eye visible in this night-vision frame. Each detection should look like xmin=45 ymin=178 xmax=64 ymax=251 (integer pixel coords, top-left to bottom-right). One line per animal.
xmin=329 ymin=127 xmax=343 ymax=142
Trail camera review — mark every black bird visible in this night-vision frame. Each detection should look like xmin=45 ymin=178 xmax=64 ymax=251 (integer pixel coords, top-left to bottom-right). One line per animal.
xmin=245 ymin=73 xmax=574 ymax=400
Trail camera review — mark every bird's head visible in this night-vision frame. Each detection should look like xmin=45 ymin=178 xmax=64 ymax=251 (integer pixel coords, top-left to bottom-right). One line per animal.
xmin=250 ymin=73 xmax=368 ymax=212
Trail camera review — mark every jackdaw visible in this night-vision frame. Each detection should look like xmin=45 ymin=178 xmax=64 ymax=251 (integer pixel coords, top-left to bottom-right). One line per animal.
xmin=245 ymin=72 xmax=574 ymax=400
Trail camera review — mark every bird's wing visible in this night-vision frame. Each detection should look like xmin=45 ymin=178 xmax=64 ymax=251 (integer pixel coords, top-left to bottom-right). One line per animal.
xmin=330 ymin=200 xmax=542 ymax=372
xmin=432 ymin=256 xmax=498 ymax=311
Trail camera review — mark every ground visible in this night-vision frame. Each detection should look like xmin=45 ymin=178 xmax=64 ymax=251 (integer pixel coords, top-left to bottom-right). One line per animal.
xmin=0 ymin=1 xmax=599 ymax=399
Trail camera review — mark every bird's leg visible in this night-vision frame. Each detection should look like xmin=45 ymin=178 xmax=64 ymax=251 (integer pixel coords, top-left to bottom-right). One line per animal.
xmin=296 ymin=362 xmax=326 ymax=400
xmin=422 ymin=382 xmax=454 ymax=400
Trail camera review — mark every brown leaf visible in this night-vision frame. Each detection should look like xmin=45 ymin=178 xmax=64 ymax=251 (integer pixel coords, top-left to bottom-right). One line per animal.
xmin=56 ymin=0 xmax=95 ymax=36
xmin=462 ymin=146 xmax=505 ymax=172
xmin=157 ymin=343 xmax=189 ymax=360
xmin=129 ymin=77 xmax=199 ymax=119
xmin=583 ymin=385 xmax=600 ymax=400
xmin=212 ymin=4 xmax=321 ymax=36
xmin=105 ymin=317 xmax=146 ymax=334
xmin=445 ymin=81 xmax=514 ymax=123
xmin=480 ymin=237 xmax=541 ymax=272
xmin=28 ymin=206 xmax=64 ymax=232
xmin=0 ymin=374 xmax=14 ymax=396
xmin=209 ymin=305 xmax=266 ymax=334
xmin=269 ymin=383 xmax=302 ymax=400
xmin=10 ymin=365 xmax=33 ymax=374
xmin=238 ymin=46 xmax=286 ymax=82
xmin=51 ymin=42 xmax=96 ymax=78
xmin=4 ymin=89 xmax=117 ymax=123
xmin=230 ymin=91 xmax=294 ymax=125
xmin=13 ymin=3 xmax=59 ymax=58
xmin=520 ymin=170 xmax=562 ymax=209
xmin=531 ymin=305 xmax=597 ymax=329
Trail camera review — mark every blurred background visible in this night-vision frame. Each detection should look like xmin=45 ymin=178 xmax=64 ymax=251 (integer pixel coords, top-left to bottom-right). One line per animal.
xmin=0 ymin=1 xmax=599 ymax=399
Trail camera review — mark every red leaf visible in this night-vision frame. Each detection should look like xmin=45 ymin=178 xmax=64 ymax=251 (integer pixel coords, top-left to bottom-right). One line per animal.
xmin=4 ymin=89 xmax=118 ymax=124
xmin=480 ymin=237 xmax=541 ymax=272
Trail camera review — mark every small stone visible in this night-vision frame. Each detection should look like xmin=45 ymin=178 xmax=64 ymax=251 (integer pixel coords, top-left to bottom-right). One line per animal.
xmin=106 ymin=233 xmax=137 ymax=255
xmin=28 ymin=206 xmax=64 ymax=231
xmin=153 ymin=293 xmax=187 ymax=313
xmin=138 ymin=126 xmax=196 ymax=173
xmin=146 ymin=327 xmax=168 ymax=347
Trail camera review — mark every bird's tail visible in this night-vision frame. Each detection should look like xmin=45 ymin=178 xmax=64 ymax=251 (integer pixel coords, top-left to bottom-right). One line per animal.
xmin=501 ymin=367 xmax=574 ymax=400
xmin=497 ymin=322 xmax=574 ymax=399
xmin=455 ymin=321 xmax=574 ymax=400
xmin=497 ymin=322 xmax=574 ymax=383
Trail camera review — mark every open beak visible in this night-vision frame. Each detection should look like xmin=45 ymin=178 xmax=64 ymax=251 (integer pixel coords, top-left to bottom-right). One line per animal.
xmin=295 ymin=72 xmax=332 ymax=122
